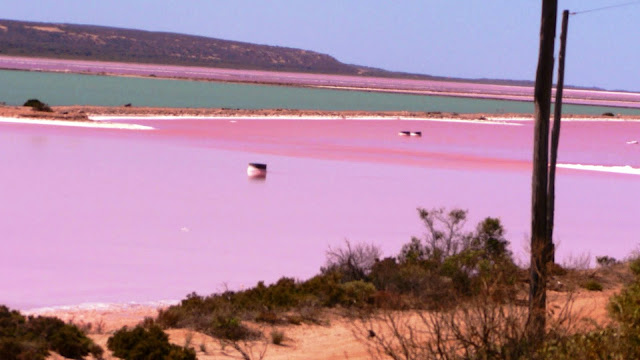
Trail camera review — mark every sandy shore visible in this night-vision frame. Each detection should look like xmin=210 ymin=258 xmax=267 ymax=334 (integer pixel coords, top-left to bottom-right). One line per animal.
xmin=37 ymin=257 xmax=634 ymax=359
xmin=3 ymin=104 xmax=639 ymax=126
xmin=34 ymin=287 xmax=621 ymax=360
xmin=0 ymin=116 xmax=153 ymax=130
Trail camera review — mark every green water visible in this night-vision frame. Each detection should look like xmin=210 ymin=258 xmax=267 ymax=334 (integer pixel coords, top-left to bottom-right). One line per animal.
xmin=1 ymin=69 xmax=637 ymax=114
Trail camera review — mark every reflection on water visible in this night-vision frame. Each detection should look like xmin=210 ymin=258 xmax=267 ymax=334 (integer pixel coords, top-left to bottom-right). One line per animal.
xmin=1 ymin=118 xmax=639 ymax=309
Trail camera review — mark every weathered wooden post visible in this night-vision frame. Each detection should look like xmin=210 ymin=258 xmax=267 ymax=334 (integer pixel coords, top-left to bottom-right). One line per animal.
xmin=527 ymin=0 xmax=557 ymax=343
xmin=548 ymin=9 xmax=570 ymax=265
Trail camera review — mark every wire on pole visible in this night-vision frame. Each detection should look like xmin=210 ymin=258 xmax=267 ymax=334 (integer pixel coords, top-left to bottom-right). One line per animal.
xmin=571 ymin=0 xmax=640 ymax=15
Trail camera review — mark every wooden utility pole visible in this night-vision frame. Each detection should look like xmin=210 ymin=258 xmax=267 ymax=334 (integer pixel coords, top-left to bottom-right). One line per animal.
xmin=527 ymin=0 xmax=557 ymax=343
xmin=548 ymin=9 xmax=569 ymax=265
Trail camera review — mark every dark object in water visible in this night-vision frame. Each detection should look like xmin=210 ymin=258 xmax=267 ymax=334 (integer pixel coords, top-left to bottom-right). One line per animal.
xmin=124 ymin=103 xmax=132 ymax=107
xmin=247 ymin=163 xmax=267 ymax=178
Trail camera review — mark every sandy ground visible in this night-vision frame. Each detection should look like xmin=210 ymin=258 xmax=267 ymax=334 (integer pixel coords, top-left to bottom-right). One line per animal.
xmin=38 ymin=287 xmax=620 ymax=360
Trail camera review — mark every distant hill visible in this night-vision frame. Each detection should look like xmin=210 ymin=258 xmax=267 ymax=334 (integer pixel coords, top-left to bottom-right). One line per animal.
xmin=0 ymin=19 xmax=538 ymax=86
xmin=0 ymin=19 xmax=391 ymax=76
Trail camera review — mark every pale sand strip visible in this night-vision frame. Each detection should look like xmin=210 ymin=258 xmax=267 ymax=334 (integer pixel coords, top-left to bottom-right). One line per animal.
xmin=24 ymin=300 xmax=179 ymax=316
xmin=0 ymin=116 xmax=154 ymax=130
xmin=489 ymin=116 xmax=640 ymax=122
xmin=558 ymin=163 xmax=640 ymax=175
xmin=89 ymin=115 xmax=523 ymax=125
xmin=90 ymin=114 xmax=640 ymax=124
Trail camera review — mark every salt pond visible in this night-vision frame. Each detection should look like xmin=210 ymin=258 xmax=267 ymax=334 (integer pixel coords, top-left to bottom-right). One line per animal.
xmin=1 ymin=116 xmax=639 ymax=309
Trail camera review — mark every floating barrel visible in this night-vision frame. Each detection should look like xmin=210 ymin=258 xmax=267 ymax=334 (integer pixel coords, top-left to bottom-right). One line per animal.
xmin=247 ymin=163 xmax=267 ymax=178
xmin=410 ymin=131 xmax=422 ymax=137
xmin=398 ymin=131 xmax=411 ymax=136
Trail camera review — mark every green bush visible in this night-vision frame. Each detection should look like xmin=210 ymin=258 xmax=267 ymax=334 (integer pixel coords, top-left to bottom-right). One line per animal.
xmin=537 ymin=328 xmax=639 ymax=360
xmin=609 ymin=281 xmax=640 ymax=329
xmin=393 ymin=210 xmax=517 ymax=303
xmin=107 ymin=324 xmax=196 ymax=360
xmin=337 ymin=280 xmax=376 ymax=307
xmin=582 ymin=280 xmax=603 ymax=291
xmin=23 ymin=99 xmax=52 ymax=112
xmin=209 ymin=315 xmax=261 ymax=341
xmin=629 ymin=257 xmax=640 ymax=276
xmin=0 ymin=305 xmax=103 ymax=360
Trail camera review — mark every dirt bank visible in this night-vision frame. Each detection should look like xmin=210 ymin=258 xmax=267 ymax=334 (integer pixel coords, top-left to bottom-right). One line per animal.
xmin=3 ymin=104 xmax=640 ymax=122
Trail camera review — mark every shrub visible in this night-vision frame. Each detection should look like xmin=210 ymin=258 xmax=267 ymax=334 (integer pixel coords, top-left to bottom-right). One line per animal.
xmin=337 ymin=280 xmax=376 ymax=307
xmin=629 ymin=257 xmax=640 ymax=276
xmin=270 ymin=330 xmax=285 ymax=345
xmin=395 ymin=209 xmax=517 ymax=303
xmin=537 ymin=328 xmax=639 ymax=360
xmin=416 ymin=207 xmax=470 ymax=262
xmin=609 ymin=281 xmax=640 ymax=329
xmin=582 ymin=279 xmax=603 ymax=291
xmin=23 ymin=99 xmax=52 ymax=112
xmin=0 ymin=306 xmax=103 ymax=360
xmin=210 ymin=315 xmax=261 ymax=341
xmin=107 ymin=324 xmax=196 ymax=360
xmin=255 ymin=311 xmax=281 ymax=324
xmin=596 ymin=255 xmax=618 ymax=267
xmin=323 ymin=240 xmax=381 ymax=282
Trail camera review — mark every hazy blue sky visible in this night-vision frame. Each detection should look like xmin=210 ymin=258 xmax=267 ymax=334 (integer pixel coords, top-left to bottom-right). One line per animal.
xmin=1 ymin=1 xmax=638 ymax=91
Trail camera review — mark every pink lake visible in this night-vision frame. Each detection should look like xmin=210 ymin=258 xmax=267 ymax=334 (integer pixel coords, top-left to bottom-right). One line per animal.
xmin=1 ymin=118 xmax=639 ymax=309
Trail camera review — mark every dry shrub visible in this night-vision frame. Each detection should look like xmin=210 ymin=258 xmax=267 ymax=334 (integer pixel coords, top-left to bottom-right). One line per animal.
xmin=355 ymin=275 xmax=578 ymax=360
xmin=218 ymin=327 xmax=269 ymax=360
xmin=324 ymin=240 xmax=381 ymax=282
xmin=270 ymin=329 xmax=285 ymax=345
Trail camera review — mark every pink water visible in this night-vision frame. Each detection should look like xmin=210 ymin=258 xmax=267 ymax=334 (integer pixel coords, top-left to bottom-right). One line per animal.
xmin=2 ymin=118 xmax=639 ymax=309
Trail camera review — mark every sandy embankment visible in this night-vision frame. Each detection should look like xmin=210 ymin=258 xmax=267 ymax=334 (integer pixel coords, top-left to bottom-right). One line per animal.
xmin=33 ymin=287 xmax=620 ymax=360
xmin=2 ymin=104 xmax=640 ymax=130
xmin=36 ymin=262 xmax=635 ymax=360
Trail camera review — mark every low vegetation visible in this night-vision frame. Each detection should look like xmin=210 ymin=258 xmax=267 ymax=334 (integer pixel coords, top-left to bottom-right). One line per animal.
xmin=107 ymin=324 xmax=196 ymax=360
xmin=23 ymin=98 xmax=52 ymax=112
xmin=0 ymin=306 xmax=103 ymax=360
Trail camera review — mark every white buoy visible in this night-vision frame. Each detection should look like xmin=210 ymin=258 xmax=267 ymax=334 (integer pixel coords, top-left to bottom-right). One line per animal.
xmin=398 ymin=131 xmax=411 ymax=136
xmin=247 ymin=163 xmax=267 ymax=178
